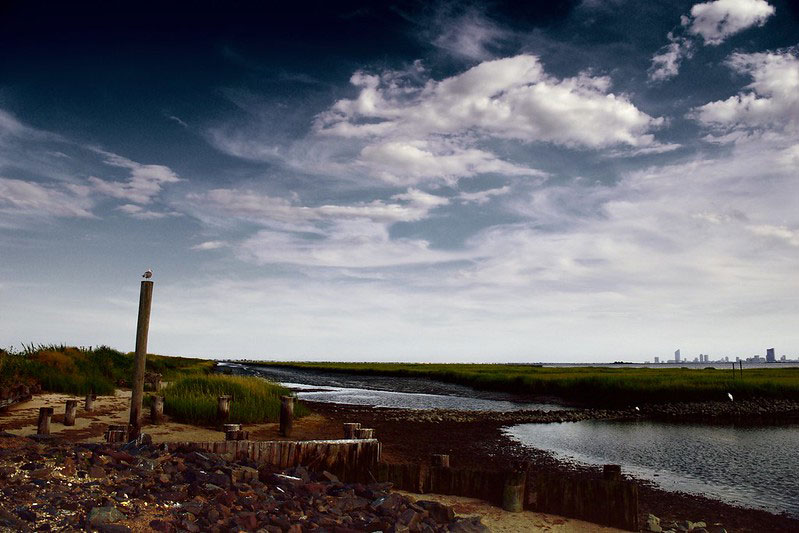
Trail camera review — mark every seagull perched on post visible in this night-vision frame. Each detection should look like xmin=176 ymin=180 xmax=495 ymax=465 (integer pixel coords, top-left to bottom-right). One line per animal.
xmin=142 ymin=269 xmax=153 ymax=279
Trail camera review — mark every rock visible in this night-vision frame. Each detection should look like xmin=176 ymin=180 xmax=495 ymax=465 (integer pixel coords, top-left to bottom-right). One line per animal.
xmin=88 ymin=465 xmax=105 ymax=478
xmin=87 ymin=506 xmax=125 ymax=526
xmin=417 ymin=500 xmax=455 ymax=523
xmin=447 ymin=517 xmax=490 ymax=532
xmin=694 ymin=522 xmax=707 ymax=529
xmin=322 ymin=470 xmax=340 ymax=483
xmin=399 ymin=508 xmax=423 ymax=530
xmin=15 ymin=506 xmax=37 ymax=522
xmin=371 ymin=493 xmax=405 ymax=514
xmin=646 ymin=513 xmax=663 ymax=533
xmin=98 ymin=525 xmax=132 ymax=533
xmin=149 ymin=519 xmax=174 ymax=532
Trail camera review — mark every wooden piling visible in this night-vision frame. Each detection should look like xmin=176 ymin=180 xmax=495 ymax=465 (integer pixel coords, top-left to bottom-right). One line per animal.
xmin=106 ymin=424 xmax=129 ymax=443
xmin=432 ymin=454 xmax=450 ymax=467
xmin=150 ymin=396 xmax=164 ymax=424
xmin=603 ymin=464 xmax=621 ymax=481
xmin=217 ymin=395 xmax=231 ymax=424
xmin=37 ymin=407 xmax=53 ymax=435
xmin=502 ymin=471 xmax=525 ymax=512
xmin=343 ymin=422 xmax=361 ymax=438
xmin=355 ymin=428 xmax=374 ymax=439
xmin=129 ymin=279 xmax=153 ymax=439
xmin=64 ymin=400 xmax=78 ymax=426
xmin=85 ymin=393 xmax=96 ymax=411
xmin=279 ymin=396 xmax=294 ymax=437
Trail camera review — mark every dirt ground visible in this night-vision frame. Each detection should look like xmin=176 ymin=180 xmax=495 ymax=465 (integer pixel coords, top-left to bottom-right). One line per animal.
xmin=1 ymin=391 xmax=626 ymax=533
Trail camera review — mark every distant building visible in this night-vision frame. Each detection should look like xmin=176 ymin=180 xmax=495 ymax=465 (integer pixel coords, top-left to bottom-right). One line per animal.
xmin=654 ymin=356 xmax=659 ymax=364
xmin=766 ymin=348 xmax=776 ymax=363
xmin=674 ymin=349 xmax=681 ymax=363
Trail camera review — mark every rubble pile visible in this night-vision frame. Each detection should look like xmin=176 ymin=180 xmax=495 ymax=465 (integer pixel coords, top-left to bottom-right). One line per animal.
xmin=0 ymin=432 xmax=487 ymax=532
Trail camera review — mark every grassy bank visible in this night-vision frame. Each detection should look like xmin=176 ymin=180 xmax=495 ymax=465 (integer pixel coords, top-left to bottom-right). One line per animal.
xmin=243 ymin=361 xmax=799 ymax=406
xmin=0 ymin=344 xmax=214 ymax=396
xmin=161 ymin=374 xmax=308 ymax=425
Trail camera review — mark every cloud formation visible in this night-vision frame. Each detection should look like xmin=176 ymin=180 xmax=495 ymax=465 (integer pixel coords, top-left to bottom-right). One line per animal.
xmin=649 ymin=0 xmax=775 ymax=82
xmin=88 ymin=151 xmax=181 ymax=205
xmin=0 ymin=177 xmax=94 ymax=218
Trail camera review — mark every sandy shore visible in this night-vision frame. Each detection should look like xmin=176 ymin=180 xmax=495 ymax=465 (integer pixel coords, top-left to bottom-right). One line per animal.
xmin=1 ymin=390 xmax=627 ymax=532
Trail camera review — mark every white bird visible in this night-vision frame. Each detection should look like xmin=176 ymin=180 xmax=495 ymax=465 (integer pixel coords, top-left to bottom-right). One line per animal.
xmin=635 ymin=406 xmax=640 ymax=412
xmin=727 ymin=392 xmax=734 ymax=401
xmin=142 ymin=269 xmax=153 ymax=279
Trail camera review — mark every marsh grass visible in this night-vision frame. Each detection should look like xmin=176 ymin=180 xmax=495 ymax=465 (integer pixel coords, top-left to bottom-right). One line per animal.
xmin=246 ymin=362 xmax=799 ymax=406
xmin=1 ymin=344 xmax=214 ymax=396
xmin=162 ymin=374 xmax=308 ymax=425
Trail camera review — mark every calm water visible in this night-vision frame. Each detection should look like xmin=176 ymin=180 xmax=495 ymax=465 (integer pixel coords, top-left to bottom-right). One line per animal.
xmin=222 ymin=363 xmax=566 ymax=411
xmin=505 ymin=420 xmax=799 ymax=517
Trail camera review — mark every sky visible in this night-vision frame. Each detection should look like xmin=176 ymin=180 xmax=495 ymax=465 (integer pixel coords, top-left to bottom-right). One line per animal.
xmin=1 ymin=0 xmax=798 ymax=362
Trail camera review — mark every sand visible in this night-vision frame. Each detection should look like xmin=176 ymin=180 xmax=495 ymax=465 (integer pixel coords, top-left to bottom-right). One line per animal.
xmin=0 ymin=391 xmax=625 ymax=532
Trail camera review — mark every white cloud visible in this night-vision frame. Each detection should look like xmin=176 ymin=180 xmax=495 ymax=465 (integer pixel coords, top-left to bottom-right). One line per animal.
xmin=686 ymin=0 xmax=775 ymax=45
xmin=692 ymin=48 xmax=799 ymax=136
xmin=457 ymin=185 xmax=512 ymax=205
xmin=0 ymin=177 xmax=94 ymax=218
xmin=88 ymin=150 xmax=181 ymax=205
xmin=317 ymin=55 xmax=663 ymax=150
xmin=649 ymin=0 xmax=774 ymax=81
xmin=192 ymin=240 xmax=227 ymax=251
xmin=430 ymin=9 xmax=508 ymax=62
xmin=649 ymin=35 xmax=693 ymax=82
xmin=116 ymin=203 xmax=178 ymax=220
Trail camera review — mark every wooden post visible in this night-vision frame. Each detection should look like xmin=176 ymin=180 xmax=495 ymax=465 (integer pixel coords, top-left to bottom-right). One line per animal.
xmin=432 ymin=454 xmax=450 ymax=467
xmin=343 ymin=422 xmax=361 ymax=438
xmin=224 ymin=423 xmax=242 ymax=440
xmin=129 ymin=279 xmax=154 ymax=439
xmin=355 ymin=428 xmax=374 ymax=439
xmin=85 ymin=393 xmax=96 ymax=411
xmin=37 ymin=407 xmax=53 ymax=435
xmin=731 ymin=361 xmax=736 ymax=378
xmin=217 ymin=395 xmax=231 ymax=424
xmin=150 ymin=396 xmax=164 ymax=424
xmin=153 ymin=375 xmax=162 ymax=392
xmin=64 ymin=400 xmax=78 ymax=426
xmin=739 ymin=360 xmax=743 ymax=378
xmin=280 ymin=396 xmax=294 ymax=437
xmin=106 ymin=424 xmax=129 ymax=443
xmin=502 ymin=471 xmax=525 ymax=512
xmin=603 ymin=464 xmax=621 ymax=481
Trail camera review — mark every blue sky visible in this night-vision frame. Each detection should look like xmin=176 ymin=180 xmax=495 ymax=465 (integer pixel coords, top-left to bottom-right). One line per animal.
xmin=1 ymin=0 xmax=798 ymax=362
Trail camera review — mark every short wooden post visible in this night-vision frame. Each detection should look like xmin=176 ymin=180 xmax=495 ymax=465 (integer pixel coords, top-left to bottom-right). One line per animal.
xmin=355 ymin=428 xmax=374 ymax=439
xmin=217 ymin=395 xmax=231 ymax=424
xmin=343 ymin=422 xmax=361 ymax=438
xmin=129 ymin=279 xmax=154 ymax=439
xmin=502 ymin=471 xmax=525 ymax=512
xmin=150 ymin=396 xmax=164 ymax=424
xmin=431 ymin=454 xmax=450 ymax=467
xmin=153 ymin=375 xmax=162 ymax=392
xmin=224 ymin=423 xmax=242 ymax=440
xmin=37 ymin=407 xmax=53 ymax=435
xmin=106 ymin=424 xmax=129 ymax=443
xmin=64 ymin=400 xmax=78 ymax=426
xmin=85 ymin=393 xmax=96 ymax=411
xmin=279 ymin=396 xmax=294 ymax=437
xmin=739 ymin=360 xmax=743 ymax=378
xmin=603 ymin=464 xmax=621 ymax=481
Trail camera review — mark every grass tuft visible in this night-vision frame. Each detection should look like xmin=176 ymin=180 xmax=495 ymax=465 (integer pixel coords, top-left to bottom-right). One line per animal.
xmin=162 ymin=374 xmax=308 ymax=425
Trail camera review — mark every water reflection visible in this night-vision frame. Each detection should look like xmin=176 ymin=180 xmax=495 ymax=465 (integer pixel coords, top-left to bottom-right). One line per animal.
xmin=505 ymin=420 xmax=799 ymax=517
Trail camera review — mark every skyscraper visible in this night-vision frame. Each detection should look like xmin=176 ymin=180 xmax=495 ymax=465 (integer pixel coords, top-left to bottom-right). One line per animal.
xmin=766 ymin=348 xmax=776 ymax=363
xmin=675 ymin=349 xmax=681 ymax=363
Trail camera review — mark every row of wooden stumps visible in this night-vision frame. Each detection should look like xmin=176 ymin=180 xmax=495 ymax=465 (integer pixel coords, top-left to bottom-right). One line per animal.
xmin=36 ymin=393 xmax=98 ymax=435
xmin=342 ymin=422 xmax=375 ymax=439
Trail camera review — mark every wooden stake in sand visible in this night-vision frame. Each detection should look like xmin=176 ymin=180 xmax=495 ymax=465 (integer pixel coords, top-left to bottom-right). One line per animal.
xmin=85 ymin=393 xmax=96 ymax=411
xmin=37 ymin=407 xmax=53 ymax=435
xmin=151 ymin=396 xmax=164 ymax=424
xmin=217 ymin=395 xmax=231 ymax=424
xmin=355 ymin=428 xmax=374 ymax=439
xmin=63 ymin=400 xmax=78 ymax=426
xmin=343 ymin=422 xmax=361 ymax=438
xmin=129 ymin=279 xmax=154 ymax=439
xmin=280 ymin=396 xmax=294 ymax=437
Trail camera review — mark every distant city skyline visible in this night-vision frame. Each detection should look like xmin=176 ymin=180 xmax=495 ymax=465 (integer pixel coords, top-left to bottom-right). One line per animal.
xmin=2 ymin=1 xmax=799 ymax=362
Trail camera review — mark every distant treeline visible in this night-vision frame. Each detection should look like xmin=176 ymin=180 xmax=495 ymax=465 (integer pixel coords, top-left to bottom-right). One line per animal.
xmin=242 ymin=361 xmax=799 ymax=406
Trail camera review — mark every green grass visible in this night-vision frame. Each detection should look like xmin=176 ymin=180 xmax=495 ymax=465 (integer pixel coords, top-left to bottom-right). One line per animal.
xmin=161 ymin=374 xmax=308 ymax=425
xmin=243 ymin=361 xmax=799 ymax=407
xmin=1 ymin=344 xmax=214 ymax=396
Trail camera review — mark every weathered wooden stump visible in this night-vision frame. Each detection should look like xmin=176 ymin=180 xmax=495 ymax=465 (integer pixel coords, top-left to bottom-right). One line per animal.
xmin=603 ymin=464 xmax=621 ymax=481
xmin=502 ymin=471 xmax=526 ymax=512
xmin=153 ymin=376 xmax=162 ymax=392
xmin=279 ymin=396 xmax=294 ymax=437
xmin=226 ymin=429 xmax=249 ymax=441
xmin=432 ymin=454 xmax=450 ymax=467
xmin=343 ymin=422 xmax=361 ymax=438
xmin=37 ymin=407 xmax=54 ymax=435
xmin=150 ymin=396 xmax=164 ymax=424
xmin=64 ymin=400 xmax=78 ymax=426
xmin=84 ymin=393 xmax=96 ymax=411
xmin=224 ymin=423 xmax=243 ymax=440
xmin=217 ymin=395 xmax=231 ymax=424
xmin=355 ymin=428 xmax=374 ymax=439
xmin=106 ymin=424 xmax=129 ymax=443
